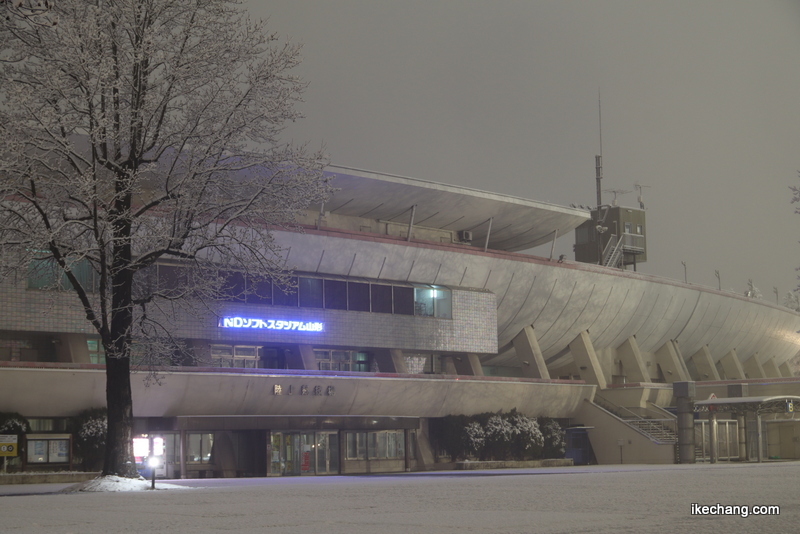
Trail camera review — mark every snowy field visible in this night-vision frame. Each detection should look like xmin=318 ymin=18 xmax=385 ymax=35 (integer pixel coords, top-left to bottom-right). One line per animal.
xmin=1 ymin=462 xmax=798 ymax=534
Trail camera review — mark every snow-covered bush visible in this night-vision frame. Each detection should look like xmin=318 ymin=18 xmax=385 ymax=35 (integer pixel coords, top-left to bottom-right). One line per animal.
xmin=71 ymin=408 xmax=107 ymax=471
xmin=540 ymin=418 xmax=566 ymax=459
xmin=0 ymin=412 xmax=30 ymax=435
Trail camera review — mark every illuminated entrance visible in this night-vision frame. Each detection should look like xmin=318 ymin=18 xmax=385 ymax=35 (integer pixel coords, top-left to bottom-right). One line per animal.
xmin=269 ymin=431 xmax=339 ymax=475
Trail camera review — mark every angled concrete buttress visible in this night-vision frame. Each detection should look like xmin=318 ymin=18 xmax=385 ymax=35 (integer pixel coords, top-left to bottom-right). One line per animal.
xmin=689 ymin=345 xmax=720 ymax=381
xmin=762 ymin=357 xmax=781 ymax=378
xmin=779 ymin=361 xmax=794 ymax=378
xmin=569 ymin=330 xmax=606 ymax=389
xmin=616 ymin=336 xmax=649 ymax=383
xmin=297 ymin=345 xmax=317 ymax=370
xmin=511 ymin=326 xmax=550 ymax=379
xmin=655 ymin=340 xmax=688 ymax=383
xmin=452 ymin=354 xmax=485 ymax=376
xmin=719 ymin=349 xmax=745 ymax=380
xmin=743 ymin=353 xmax=766 ymax=379
xmin=372 ymin=349 xmax=409 ymax=374
xmin=442 ymin=356 xmax=458 ymax=375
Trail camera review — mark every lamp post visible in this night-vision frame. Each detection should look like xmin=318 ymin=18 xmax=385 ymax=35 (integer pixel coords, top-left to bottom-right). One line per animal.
xmin=148 ymin=455 xmax=160 ymax=489
xmin=681 ymin=261 xmax=687 ymax=284
xmin=715 ymin=270 xmax=720 ymax=291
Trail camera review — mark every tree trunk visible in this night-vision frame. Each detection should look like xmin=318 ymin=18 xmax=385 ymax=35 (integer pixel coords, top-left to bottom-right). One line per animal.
xmin=103 ymin=354 xmax=138 ymax=477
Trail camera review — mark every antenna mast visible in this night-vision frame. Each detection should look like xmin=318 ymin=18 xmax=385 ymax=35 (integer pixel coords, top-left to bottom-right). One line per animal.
xmin=595 ymin=92 xmax=603 ymax=208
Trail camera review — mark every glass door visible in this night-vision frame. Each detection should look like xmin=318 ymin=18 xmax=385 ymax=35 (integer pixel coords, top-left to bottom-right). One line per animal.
xmin=270 ymin=433 xmax=284 ymax=475
xmin=300 ymin=433 xmax=315 ymax=475
xmin=315 ymin=432 xmax=339 ymax=474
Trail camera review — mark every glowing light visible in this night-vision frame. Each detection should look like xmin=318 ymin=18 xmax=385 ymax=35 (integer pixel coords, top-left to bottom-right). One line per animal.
xmin=219 ymin=317 xmax=324 ymax=332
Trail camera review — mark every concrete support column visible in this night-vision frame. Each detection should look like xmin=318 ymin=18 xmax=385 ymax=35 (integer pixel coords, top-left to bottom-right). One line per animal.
xmin=737 ymin=414 xmax=747 ymax=461
xmin=452 ymin=354 xmax=484 ymax=376
xmin=728 ymin=383 xmax=749 ymax=462
xmin=719 ymin=349 xmax=745 ymax=380
xmin=512 ymin=326 xmax=550 ymax=379
xmin=778 ymin=361 xmax=793 ymax=378
xmin=569 ymin=330 xmax=606 ymax=389
xmin=655 ymin=340 xmax=688 ymax=383
xmin=743 ymin=353 xmax=765 ymax=379
xmin=690 ymin=345 xmax=720 ymax=381
xmin=762 ymin=357 xmax=781 ymax=378
xmin=616 ymin=336 xmax=649 ymax=383
xmin=373 ymin=349 xmax=408 ymax=374
xmin=179 ymin=429 xmax=187 ymax=479
xmin=756 ymin=413 xmax=763 ymax=463
xmin=674 ymin=381 xmax=696 ymax=464
xmin=709 ymin=411 xmax=718 ymax=464
xmin=296 ymin=345 xmax=317 ymax=370
xmin=442 ymin=356 xmax=458 ymax=375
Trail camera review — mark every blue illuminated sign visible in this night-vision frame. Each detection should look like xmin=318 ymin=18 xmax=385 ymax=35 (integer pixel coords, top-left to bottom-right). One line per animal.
xmin=219 ymin=317 xmax=324 ymax=332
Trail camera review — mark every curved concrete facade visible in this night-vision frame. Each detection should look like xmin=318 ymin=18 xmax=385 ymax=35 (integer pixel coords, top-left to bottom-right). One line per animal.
xmin=275 ymin=226 xmax=800 ymax=372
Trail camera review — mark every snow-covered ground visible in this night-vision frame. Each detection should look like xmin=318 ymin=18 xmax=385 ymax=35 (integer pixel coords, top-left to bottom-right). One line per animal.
xmin=1 ymin=462 xmax=797 ymax=533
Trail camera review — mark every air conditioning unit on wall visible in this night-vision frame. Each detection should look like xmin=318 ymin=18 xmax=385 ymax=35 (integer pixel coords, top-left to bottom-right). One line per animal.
xmin=457 ymin=230 xmax=473 ymax=243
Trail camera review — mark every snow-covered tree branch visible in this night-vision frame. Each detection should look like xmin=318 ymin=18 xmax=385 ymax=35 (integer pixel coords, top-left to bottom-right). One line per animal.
xmin=0 ymin=0 xmax=331 ymax=477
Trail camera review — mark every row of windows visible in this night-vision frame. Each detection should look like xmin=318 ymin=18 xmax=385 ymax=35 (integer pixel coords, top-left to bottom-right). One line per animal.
xmin=208 ymin=345 xmax=375 ymax=373
xmin=314 ymin=350 xmax=370 ymax=372
xmin=28 ymin=260 xmax=453 ymax=319
xmin=345 ymin=431 xmax=409 ymax=460
xmin=217 ymin=271 xmax=452 ymax=319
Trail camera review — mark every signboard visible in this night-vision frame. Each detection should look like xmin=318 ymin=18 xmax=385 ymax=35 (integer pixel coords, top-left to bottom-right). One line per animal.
xmin=0 ymin=435 xmax=17 ymax=457
xmin=787 ymin=401 xmax=794 ymax=413
xmin=219 ymin=316 xmax=324 ymax=332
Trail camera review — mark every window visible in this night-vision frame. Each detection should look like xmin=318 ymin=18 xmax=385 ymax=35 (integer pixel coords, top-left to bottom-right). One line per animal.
xmin=247 ymin=277 xmax=273 ymax=304
xmin=624 ymin=222 xmax=632 ymax=234
xmin=28 ymin=257 xmax=94 ymax=291
xmin=345 ymin=432 xmax=367 ymax=460
xmin=392 ymin=286 xmax=414 ymax=315
xmin=371 ymin=284 xmax=393 ymax=313
xmin=87 ymin=338 xmax=106 ymax=364
xmin=324 ymin=279 xmax=347 ymax=310
xmin=414 ymin=285 xmax=452 ymax=318
xmin=636 ymin=224 xmax=643 ymax=235
xmin=347 ymin=282 xmax=370 ymax=312
xmin=210 ymin=344 xmax=260 ymax=368
xmin=366 ymin=431 xmax=405 ymax=459
xmin=187 ymin=433 xmax=214 ymax=463
xmin=299 ymin=277 xmax=323 ymax=308
xmin=273 ymin=277 xmax=298 ymax=307
xmin=221 ymin=271 xmax=246 ymax=301
xmin=314 ymin=350 xmax=371 ymax=372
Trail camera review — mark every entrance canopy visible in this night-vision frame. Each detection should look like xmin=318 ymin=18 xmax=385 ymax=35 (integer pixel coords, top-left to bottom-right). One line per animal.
xmin=693 ymin=395 xmax=800 ymax=415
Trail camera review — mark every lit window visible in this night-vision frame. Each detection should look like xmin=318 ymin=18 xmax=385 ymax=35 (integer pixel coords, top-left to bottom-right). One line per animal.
xmin=87 ymin=338 xmax=105 ymax=364
xmin=314 ymin=350 xmax=371 ymax=372
xmin=414 ymin=285 xmax=452 ymax=319
xmin=210 ymin=344 xmax=260 ymax=368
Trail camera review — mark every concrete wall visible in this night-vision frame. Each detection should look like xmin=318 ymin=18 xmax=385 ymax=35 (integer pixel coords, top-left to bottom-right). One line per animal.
xmin=0 ymin=364 xmax=596 ymax=420
xmin=574 ymin=400 xmax=676 ymax=465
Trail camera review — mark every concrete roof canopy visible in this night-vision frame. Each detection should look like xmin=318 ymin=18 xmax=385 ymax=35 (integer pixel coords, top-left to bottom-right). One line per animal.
xmin=322 ymin=166 xmax=590 ymax=252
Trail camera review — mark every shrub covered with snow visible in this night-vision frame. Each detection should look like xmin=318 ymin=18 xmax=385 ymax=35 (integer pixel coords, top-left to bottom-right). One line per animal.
xmin=71 ymin=408 xmax=107 ymax=471
xmin=438 ymin=410 xmax=553 ymax=461
xmin=0 ymin=412 xmax=30 ymax=435
xmin=540 ymin=418 xmax=567 ymax=459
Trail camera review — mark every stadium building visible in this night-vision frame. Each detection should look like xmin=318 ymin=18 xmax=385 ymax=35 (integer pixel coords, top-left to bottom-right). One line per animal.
xmin=2 ymin=166 xmax=800 ymax=476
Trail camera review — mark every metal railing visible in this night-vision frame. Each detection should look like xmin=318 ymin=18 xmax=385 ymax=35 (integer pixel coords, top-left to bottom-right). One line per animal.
xmin=621 ymin=232 xmax=645 ymax=252
xmin=594 ymin=394 xmax=677 ymax=444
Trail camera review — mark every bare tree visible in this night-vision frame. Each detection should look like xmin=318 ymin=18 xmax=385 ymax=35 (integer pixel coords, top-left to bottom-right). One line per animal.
xmin=0 ymin=0 xmax=330 ymax=477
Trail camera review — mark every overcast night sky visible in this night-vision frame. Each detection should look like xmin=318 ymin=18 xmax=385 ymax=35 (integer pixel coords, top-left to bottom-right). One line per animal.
xmin=249 ymin=0 xmax=800 ymax=301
